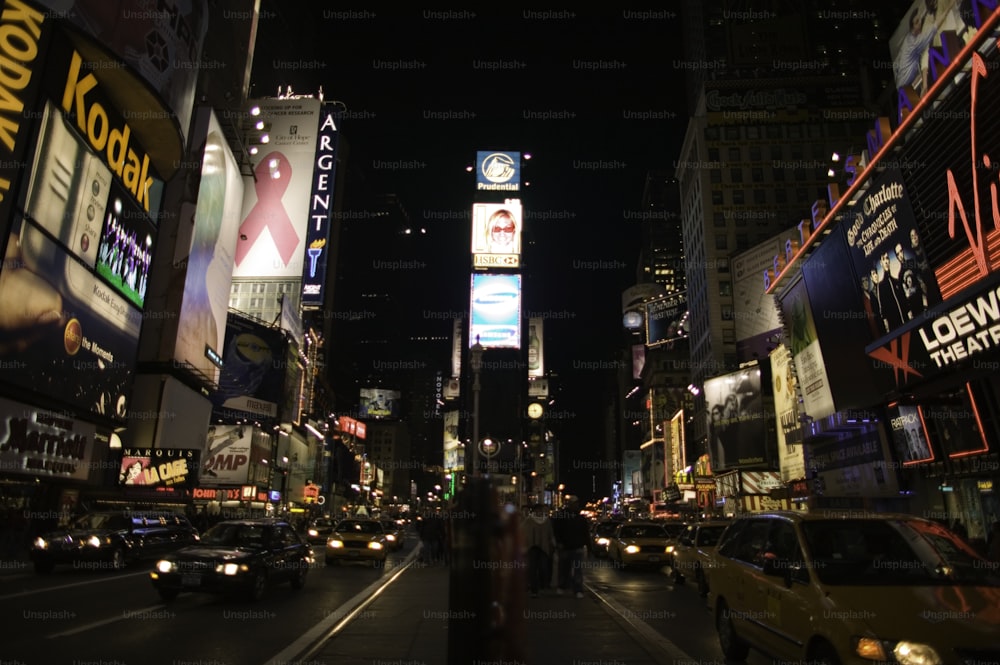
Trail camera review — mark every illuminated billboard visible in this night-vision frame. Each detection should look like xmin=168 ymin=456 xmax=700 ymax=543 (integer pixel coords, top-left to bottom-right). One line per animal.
xmin=201 ymin=424 xmax=253 ymax=485
xmin=476 ymin=151 xmax=521 ymax=192
xmin=173 ymin=108 xmax=245 ymax=385
xmin=471 ymin=200 xmax=522 ymax=269
xmin=234 ymin=97 xmax=322 ymax=279
xmin=212 ymin=312 xmax=288 ymax=421
xmin=887 ymin=0 xmax=976 ymax=100
xmin=704 ymin=364 xmax=767 ymax=471
xmin=119 ymin=448 xmax=199 ymax=489
xmin=301 ymin=104 xmax=342 ymax=308
xmin=770 ymin=345 xmax=806 ymax=482
xmin=780 ymin=277 xmax=835 ymax=420
xmin=645 ymin=291 xmax=688 ymax=346
xmin=0 ymin=395 xmax=96 ymax=482
xmin=359 ymin=388 xmax=401 ymax=419
xmin=443 ymin=410 xmax=463 ymax=472
xmin=887 ymin=404 xmax=934 ymax=465
xmin=527 ymin=317 xmax=544 ymax=377
xmin=470 ymin=273 xmax=521 ymax=349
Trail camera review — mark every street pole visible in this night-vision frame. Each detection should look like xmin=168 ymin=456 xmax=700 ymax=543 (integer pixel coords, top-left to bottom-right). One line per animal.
xmin=471 ymin=337 xmax=483 ymax=477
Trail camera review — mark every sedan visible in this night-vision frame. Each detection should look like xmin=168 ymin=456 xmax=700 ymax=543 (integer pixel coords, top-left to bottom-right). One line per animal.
xmin=380 ymin=519 xmax=405 ymax=551
xmin=607 ymin=521 xmax=674 ymax=567
xmin=150 ymin=519 xmax=312 ymax=602
xmin=588 ymin=520 xmax=622 ymax=558
xmin=326 ymin=519 xmax=389 ymax=566
xmin=669 ymin=521 xmax=730 ymax=594
xmin=305 ymin=517 xmax=336 ymax=545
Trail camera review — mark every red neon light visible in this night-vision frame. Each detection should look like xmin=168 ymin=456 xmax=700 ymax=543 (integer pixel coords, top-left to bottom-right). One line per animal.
xmin=947 ymin=382 xmax=990 ymax=458
xmin=766 ymin=7 xmax=1000 ymax=295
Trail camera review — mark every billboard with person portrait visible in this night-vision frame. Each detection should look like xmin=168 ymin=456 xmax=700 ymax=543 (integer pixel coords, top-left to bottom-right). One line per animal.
xmin=704 ymin=364 xmax=768 ymax=471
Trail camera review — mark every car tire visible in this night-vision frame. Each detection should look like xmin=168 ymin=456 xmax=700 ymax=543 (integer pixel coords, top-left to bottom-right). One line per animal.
xmin=110 ymin=547 xmax=126 ymax=571
xmin=158 ymin=587 xmax=180 ymax=602
xmin=290 ymin=561 xmax=308 ymax=589
xmin=247 ymin=570 xmax=268 ymax=601
xmin=717 ymin=600 xmax=750 ymax=660
xmin=34 ymin=560 xmax=55 ymax=574
xmin=812 ymin=643 xmax=841 ymax=665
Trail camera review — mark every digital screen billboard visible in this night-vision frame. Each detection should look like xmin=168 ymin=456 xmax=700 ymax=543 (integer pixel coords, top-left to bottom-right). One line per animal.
xmin=887 ymin=0 xmax=977 ymax=98
xmin=470 ymin=273 xmax=521 ymax=349
xmin=359 ymin=388 xmax=401 ymax=419
xmin=119 ymin=448 xmax=199 ymax=488
xmin=645 ymin=291 xmax=688 ymax=346
xmin=234 ymin=97 xmax=322 ymax=280
xmin=476 ymin=151 xmax=521 ymax=192
xmin=471 ymin=201 xmax=522 ymax=269
xmin=173 ymin=109 xmax=245 ymax=385
xmin=704 ymin=364 xmax=767 ymax=471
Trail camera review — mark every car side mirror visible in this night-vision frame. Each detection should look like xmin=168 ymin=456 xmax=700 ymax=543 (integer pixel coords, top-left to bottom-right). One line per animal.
xmin=761 ymin=552 xmax=784 ymax=576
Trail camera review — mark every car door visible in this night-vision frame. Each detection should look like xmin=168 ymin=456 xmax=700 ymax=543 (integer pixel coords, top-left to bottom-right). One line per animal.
xmin=719 ymin=518 xmax=774 ymax=648
xmin=748 ymin=518 xmax=814 ymax=662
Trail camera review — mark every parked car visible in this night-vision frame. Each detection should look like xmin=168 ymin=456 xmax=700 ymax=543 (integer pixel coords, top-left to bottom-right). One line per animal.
xmin=31 ymin=511 xmax=199 ymax=574
xmin=706 ymin=511 xmax=1000 ymax=665
xmin=150 ymin=519 xmax=312 ymax=602
xmin=607 ymin=521 xmax=674 ymax=567
xmin=380 ymin=519 xmax=405 ymax=551
xmin=305 ymin=517 xmax=337 ymax=545
xmin=669 ymin=521 xmax=730 ymax=594
xmin=326 ymin=519 xmax=389 ymax=566
xmin=588 ymin=520 xmax=622 ymax=557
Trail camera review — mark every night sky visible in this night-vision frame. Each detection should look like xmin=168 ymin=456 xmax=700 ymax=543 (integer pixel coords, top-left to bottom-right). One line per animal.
xmin=249 ymin=6 xmax=687 ymax=497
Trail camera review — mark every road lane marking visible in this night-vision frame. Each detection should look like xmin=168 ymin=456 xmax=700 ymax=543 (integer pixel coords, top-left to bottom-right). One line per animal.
xmin=262 ymin=545 xmax=422 ymax=665
xmin=0 ymin=571 xmax=149 ymax=601
xmin=586 ymin=582 xmax=696 ymax=665
xmin=46 ymin=604 xmax=166 ymax=638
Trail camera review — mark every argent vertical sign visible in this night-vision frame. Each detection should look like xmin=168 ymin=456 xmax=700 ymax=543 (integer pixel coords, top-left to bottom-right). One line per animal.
xmin=300 ymin=105 xmax=341 ymax=308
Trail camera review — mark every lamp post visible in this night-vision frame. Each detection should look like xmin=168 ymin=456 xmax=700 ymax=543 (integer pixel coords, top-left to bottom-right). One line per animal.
xmin=471 ymin=336 xmax=484 ymax=477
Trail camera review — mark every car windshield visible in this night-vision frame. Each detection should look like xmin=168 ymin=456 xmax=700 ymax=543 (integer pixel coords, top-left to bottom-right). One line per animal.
xmin=619 ymin=525 xmax=666 ymax=539
xmin=72 ymin=513 xmax=129 ymax=530
xmin=802 ymin=519 xmax=1000 ymax=587
xmin=594 ymin=523 xmax=620 ymax=536
xmin=696 ymin=526 xmax=728 ymax=546
xmin=312 ymin=519 xmax=334 ymax=528
xmin=662 ymin=524 xmax=686 ymax=538
xmin=337 ymin=520 xmax=383 ymax=534
xmin=200 ymin=523 xmax=269 ymax=548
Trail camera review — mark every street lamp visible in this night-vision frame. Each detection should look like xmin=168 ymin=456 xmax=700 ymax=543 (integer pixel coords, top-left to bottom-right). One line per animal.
xmin=471 ymin=336 xmax=484 ymax=477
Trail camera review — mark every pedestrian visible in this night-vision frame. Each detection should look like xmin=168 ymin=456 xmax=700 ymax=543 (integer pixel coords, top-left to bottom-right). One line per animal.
xmin=553 ymin=497 xmax=590 ymax=598
xmin=520 ymin=504 xmax=555 ymax=598
xmin=422 ymin=509 xmax=446 ymax=564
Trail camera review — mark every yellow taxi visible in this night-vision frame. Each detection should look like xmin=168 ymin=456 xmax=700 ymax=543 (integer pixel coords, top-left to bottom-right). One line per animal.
xmin=325 ymin=518 xmax=389 ymax=566
xmin=669 ymin=520 xmax=730 ymax=594
xmin=706 ymin=511 xmax=1000 ymax=665
xmin=607 ymin=521 xmax=675 ymax=568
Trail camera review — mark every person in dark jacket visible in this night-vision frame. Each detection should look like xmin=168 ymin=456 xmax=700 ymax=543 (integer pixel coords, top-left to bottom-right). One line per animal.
xmin=553 ymin=498 xmax=590 ymax=597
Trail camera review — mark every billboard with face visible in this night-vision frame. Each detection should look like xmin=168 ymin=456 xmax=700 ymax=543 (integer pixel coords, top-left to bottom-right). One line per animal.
xmin=887 ymin=0 xmax=977 ymax=98
xmin=234 ymin=97 xmax=322 ymax=280
xmin=359 ymin=388 xmax=401 ymax=419
xmin=470 ymin=273 xmax=521 ymax=349
xmin=173 ymin=109 xmax=245 ymax=385
xmin=471 ymin=201 xmax=522 ymax=269
xmin=704 ymin=364 xmax=768 ymax=471
xmin=212 ymin=312 xmax=288 ymax=421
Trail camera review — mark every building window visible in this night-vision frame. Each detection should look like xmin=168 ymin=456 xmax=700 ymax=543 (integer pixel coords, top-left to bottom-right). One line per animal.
xmin=773 ymin=168 xmax=785 ymax=182
xmin=788 ymin=125 xmax=802 ymax=140
xmin=712 ymin=190 xmax=723 ymax=205
xmin=749 ymin=146 xmax=762 ymax=161
xmin=754 ymin=189 xmax=767 ymax=204
xmin=725 ymin=126 xmax=740 ymax=141
xmin=722 ymin=329 xmax=736 ymax=343
xmin=766 ymin=125 xmax=782 ymax=140
xmin=728 ymin=147 xmax=741 ymax=162
xmin=721 ymin=305 xmax=734 ymax=320
xmin=709 ymin=147 xmax=720 ymax=161
xmin=730 ymin=168 xmax=743 ymax=183
xmin=710 ymin=169 xmax=722 ymax=183
xmin=713 ymin=212 xmax=726 ymax=227
xmin=736 ymin=233 xmax=749 ymax=250
xmin=719 ymin=281 xmax=732 ymax=296
xmin=705 ymin=127 xmax=719 ymax=141
xmin=732 ymin=190 xmax=745 ymax=205
xmin=716 ymin=235 xmax=728 ymax=250
xmin=746 ymin=126 xmax=760 ymax=140
xmin=751 ymin=167 xmax=763 ymax=182
xmin=775 ymin=188 xmax=787 ymax=203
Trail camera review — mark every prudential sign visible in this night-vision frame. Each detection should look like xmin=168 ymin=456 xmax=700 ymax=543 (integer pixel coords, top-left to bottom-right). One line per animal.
xmin=476 ymin=151 xmax=520 ymax=192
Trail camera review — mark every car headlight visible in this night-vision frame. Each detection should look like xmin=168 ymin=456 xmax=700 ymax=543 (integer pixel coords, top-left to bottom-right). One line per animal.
xmin=625 ymin=545 xmax=640 ymax=554
xmin=596 ymin=537 xmax=609 ymax=546
xmin=155 ymin=560 xmax=175 ymax=573
xmin=307 ymin=529 xmax=319 ymax=537
xmin=328 ymin=539 xmax=344 ymax=548
xmin=217 ymin=562 xmax=250 ymax=576
xmin=87 ymin=535 xmax=103 ymax=548
xmin=665 ymin=545 xmax=675 ymax=553
xmin=853 ymin=638 xmax=942 ymax=665
xmin=385 ymin=534 xmax=396 ymax=542
xmin=33 ymin=537 xmax=48 ymax=550
xmin=368 ymin=542 xmax=384 ymax=550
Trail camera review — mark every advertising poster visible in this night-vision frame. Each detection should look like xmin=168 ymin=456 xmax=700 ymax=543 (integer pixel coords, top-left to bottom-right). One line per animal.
xmin=640 ymin=440 xmax=667 ymax=493
xmin=470 ymin=273 xmax=521 ymax=349
xmin=733 ymin=232 xmax=800 ymax=343
xmin=173 ymin=109 xmax=245 ymax=385
xmin=119 ymin=448 xmax=198 ymax=488
xmin=212 ymin=312 xmax=288 ymax=420
xmin=888 ymin=0 xmax=977 ymax=97
xmin=844 ymin=169 xmax=941 ymax=339
xmin=781 ymin=277 xmax=835 ymax=419
xmin=887 ymin=404 xmax=934 ymax=464
xmin=234 ymin=97 xmax=322 ymax=280
xmin=807 ymin=429 xmax=899 ymax=497
xmin=668 ymin=410 xmax=685 ymax=481
xmin=476 ymin=151 xmax=520 ymax=192
xmin=527 ymin=317 xmax=544 ymax=377
xmin=451 ymin=317 xmax=464 ymax=377
xmin=443 ymin=410 xmax=463 ymax=472
xmin=770 ymin=345 xmax=806 ymax=482
xmin=201 ymin=424 xmax=253 ymax=485
xmin=471 ymin=201 xmax=522 ymax=269
xmin=704 ymin=365 xmax=767 ymax=471
xmin=622 ymin=450 xmax=641 ymax=496
xmin=923 ymin=385 xmax=990 ymax=458
xmin=0 ymin=395 xmax=95 ymax=481
xmin=645 ymin=291 xmax=689 ymax=346
xmin=359 ymin=388 xmax=401 ymax=419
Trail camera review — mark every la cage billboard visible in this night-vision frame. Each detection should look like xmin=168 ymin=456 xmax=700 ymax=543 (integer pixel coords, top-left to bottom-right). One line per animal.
xmin=470 ymin=273 xmax=522 ymax=349
xmin=476 ymin=151 xmax=521 ymax=192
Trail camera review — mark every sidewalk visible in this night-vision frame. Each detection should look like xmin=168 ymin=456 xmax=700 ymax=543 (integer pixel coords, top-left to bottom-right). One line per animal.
xmin=304 ymin=560 xmax=679 ymax=665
